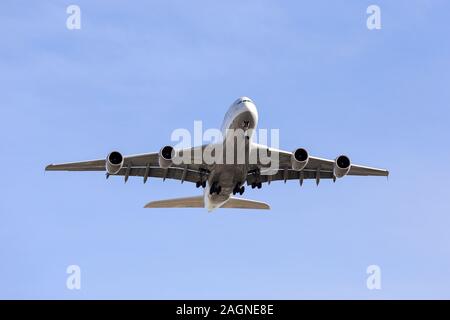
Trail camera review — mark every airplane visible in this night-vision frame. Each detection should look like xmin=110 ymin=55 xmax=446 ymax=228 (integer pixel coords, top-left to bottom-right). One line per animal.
xmin=46 ymin=97 xmax=389 ymax=211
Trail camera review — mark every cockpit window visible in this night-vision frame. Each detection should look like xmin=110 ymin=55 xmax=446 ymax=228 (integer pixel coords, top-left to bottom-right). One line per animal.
xmin=240 ymin=99 xmax=252 ymax=103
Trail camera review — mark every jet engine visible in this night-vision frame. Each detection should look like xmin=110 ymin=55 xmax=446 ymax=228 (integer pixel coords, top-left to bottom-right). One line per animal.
xmin=106 ymin=151 xmax=124 ymax=174
xmin=159 ymin=145 xmax=175 ymax=168
xmin=291 ymin=148 xmax=309 ymax=171
xmin=333 ymin=155 xmax=351 ymax=178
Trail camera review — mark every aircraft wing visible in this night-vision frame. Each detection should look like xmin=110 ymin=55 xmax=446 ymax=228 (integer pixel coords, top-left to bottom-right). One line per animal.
xmin=45 ymin=153 xmax=158 ymax=171
xmin=45 ymin=151 xmax=210 ymax=184
xmin=247 ymin=145 xmax=388 ymax=185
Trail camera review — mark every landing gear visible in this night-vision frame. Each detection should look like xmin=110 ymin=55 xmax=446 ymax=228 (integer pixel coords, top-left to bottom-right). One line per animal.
xmin=197 ymin=168 xmax=208 ymax=189
xmin=251 ymin=182 xmax=262 ymax=189
xmin=209 ymin=182 xmax=222 ymax=195
xmin=232 ymin=184 xmax=245 ymax=196
xmin=196 ymin=181 xmax=207 ymax=188
xmin=248 ymin=169 xmax=262 ymax=189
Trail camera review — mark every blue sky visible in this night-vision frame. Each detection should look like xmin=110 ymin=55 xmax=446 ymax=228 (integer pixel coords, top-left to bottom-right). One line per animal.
xmin=1 ymin=0 xmax=450 ymax=299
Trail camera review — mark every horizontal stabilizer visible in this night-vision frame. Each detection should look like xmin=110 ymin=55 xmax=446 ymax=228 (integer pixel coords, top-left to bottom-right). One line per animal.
xmin=144 ymin=196 xmax=204 ymax=208
xmin=222 ymin=197 xmax=270 ymax=210
xmin=144 ymin=196 xmax=270 ymax=210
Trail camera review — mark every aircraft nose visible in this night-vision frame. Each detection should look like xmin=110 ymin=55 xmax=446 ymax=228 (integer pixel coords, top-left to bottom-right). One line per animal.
xmin=237 ymin=97 xmax=254 ymax=110
xmin=241 ymin=100 xmax=257 ymax=116
xmin=239 ymin=99 xmax=258 ymax=129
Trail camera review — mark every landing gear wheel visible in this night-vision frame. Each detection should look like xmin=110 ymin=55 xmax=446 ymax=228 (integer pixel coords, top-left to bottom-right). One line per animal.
xmin=196 ymin=181 xmax=201 ymax=188
xmin=209 ymin=182 xmax=221 ymax=195
xmin=209 ymin=182 xmax=216 ymax=195
xmin=257 ymin=182 xmax=262 ymax=189
xmin=233 ymin=183 xmax=243 ymax=195
xmin=202 ymin=181 xmax=206 ymax=188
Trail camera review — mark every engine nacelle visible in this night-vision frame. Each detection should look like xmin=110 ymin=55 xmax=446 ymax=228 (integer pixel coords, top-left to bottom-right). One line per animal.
xmin=291 ymin=148 xmax=309 ymax=171
xmin=159 ymin=145 xmax=175 ymax=168
xmin=334 ymin=155 xmax=351 ymax=178
xmin=106 ymin=151 xmax=124 ymax=174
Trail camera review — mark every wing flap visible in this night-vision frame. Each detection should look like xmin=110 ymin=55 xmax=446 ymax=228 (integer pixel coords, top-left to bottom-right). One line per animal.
xmin=113 ymin=166 xmax=207 ymax=184
xmin=247 ymin=169 xmax=334 ymax=185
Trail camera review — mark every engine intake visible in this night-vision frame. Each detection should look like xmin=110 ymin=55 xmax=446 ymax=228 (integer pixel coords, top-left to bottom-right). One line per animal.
xmin=106 ymin=151 xmax=124 ymax=174
xmin=291 ymin=148 xmax=309 ymax=171
xmin=334 ymin=155 xmax=351 ymax=178
xmin=159 ymin=145 xmax=175 ymax=168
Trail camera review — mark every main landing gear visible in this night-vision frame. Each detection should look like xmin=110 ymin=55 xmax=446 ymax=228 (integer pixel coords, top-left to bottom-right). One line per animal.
xmin=209 ymin=182 xmax=222 ymax=195
xmin=251 ymin=182 xmax=262 ymax=189
xmin=196 ymin=181 xmax=206 ymax=188
xmin=232 ymin=184 xmax=245 ymax=196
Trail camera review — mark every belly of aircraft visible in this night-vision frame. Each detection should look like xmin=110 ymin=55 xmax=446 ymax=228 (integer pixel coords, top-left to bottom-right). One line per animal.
xmin=205 ymin=164 xmax=248 ymax=210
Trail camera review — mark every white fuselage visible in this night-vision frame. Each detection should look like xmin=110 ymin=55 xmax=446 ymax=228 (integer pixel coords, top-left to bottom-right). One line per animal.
xmin=203 ymin=97 xmax=259 ymax=211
